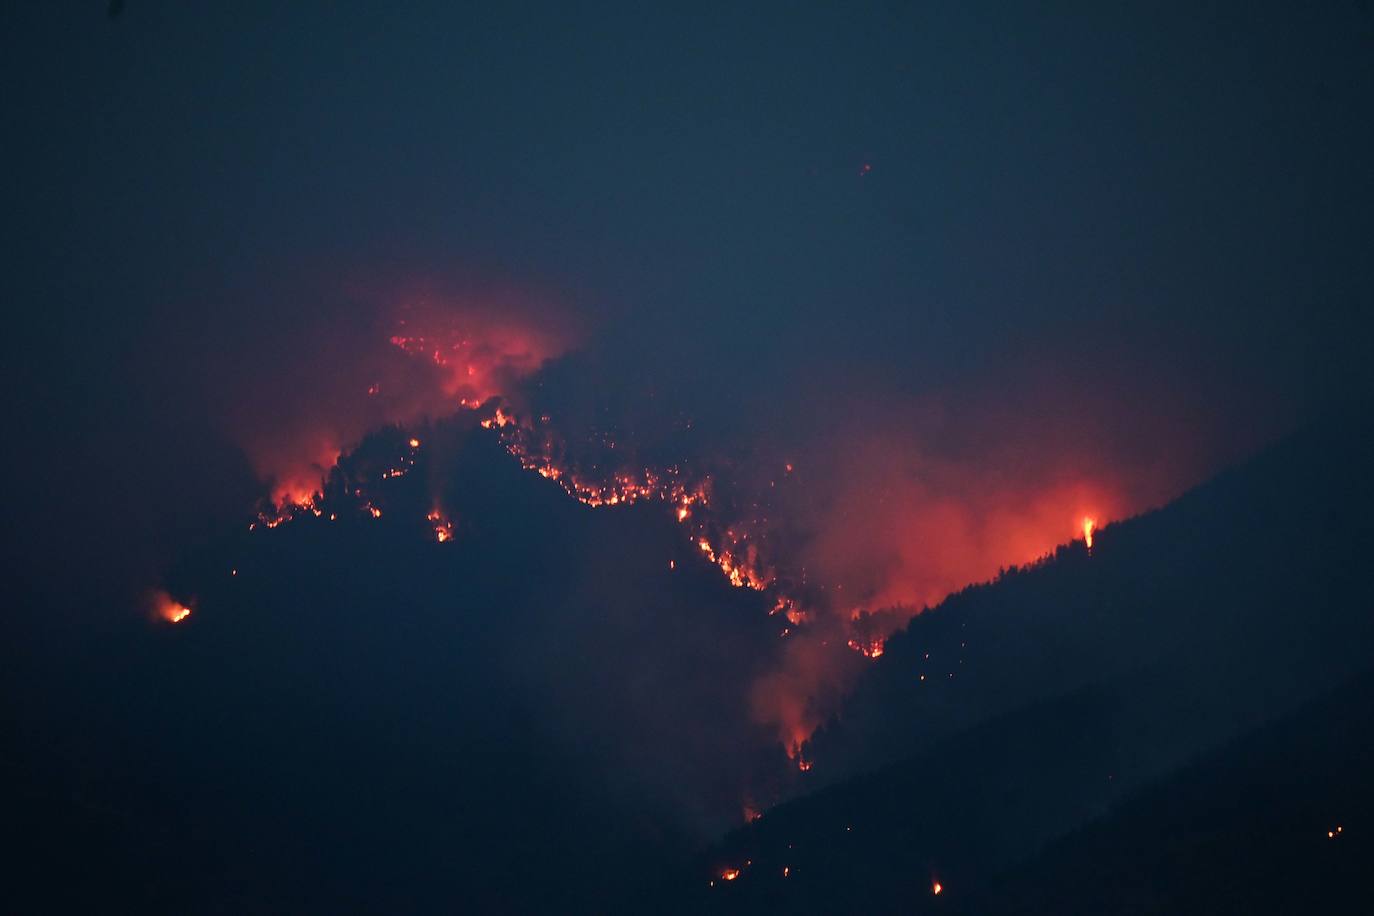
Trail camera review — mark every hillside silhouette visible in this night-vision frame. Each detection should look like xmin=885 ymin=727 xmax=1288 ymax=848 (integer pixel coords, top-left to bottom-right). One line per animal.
xmin=654 ymin=410 xmax=1374 ymax=912
xmin=3 ymin=421 xmax=794 ymax=913
xmin=5 ymin=411 xmax=1372 ymax=913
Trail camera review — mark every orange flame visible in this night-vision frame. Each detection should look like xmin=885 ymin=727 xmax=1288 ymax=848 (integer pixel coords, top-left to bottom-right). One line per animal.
xmin=427 ymin=508 xmax=455 ymax=543
xmin=151 ymin=590 xmax=192 ymax=624
xmin=846 ymin=636 xmax=886 ymax=659
xmin=1082 ymin=516 xmax=1096 ymax=550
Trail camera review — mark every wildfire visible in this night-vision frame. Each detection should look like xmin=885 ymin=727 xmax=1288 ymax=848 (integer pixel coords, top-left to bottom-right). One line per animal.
xmin=233 ymin=318 xmax=1133 ymax=792
xmin=480 ymin=406 xmax=515 ymax=429
xmin=253 ymin=491 xmax=322 ymax=529
xmin=933 ymin=880 xmax=943 ymax=896
xmin=720 ymin=868 xmax=741 ymax=882
xmin=846 ymin=636 xmax=886 ymax=659
xmin=428 ymin=509 xmax=455 ymax=543
xmin=152 ymin=590 xmax=192 ymax=624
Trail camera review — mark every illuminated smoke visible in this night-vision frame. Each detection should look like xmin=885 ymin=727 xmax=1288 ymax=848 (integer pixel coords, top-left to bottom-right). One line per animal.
xmin=224 ymin=284 xmax=574 ymax=516
xmin=206 ymin=287 xmax=1235 ymax=819
xmin=149 ymin=589 xmax=192 ymax=624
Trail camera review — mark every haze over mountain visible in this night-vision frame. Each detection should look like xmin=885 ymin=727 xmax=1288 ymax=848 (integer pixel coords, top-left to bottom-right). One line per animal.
xmin=8 ymin=408 xmax=1372 ymax=912
xmin=4 ymin=3 xmax=1374 ymax=913
xmin=661 ymin=411 xmax=1374 ymax=913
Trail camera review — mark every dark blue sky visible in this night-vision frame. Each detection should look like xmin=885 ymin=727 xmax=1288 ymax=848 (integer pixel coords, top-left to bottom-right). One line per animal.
xmin=4 ymin=1 xmax=1372 ymax=586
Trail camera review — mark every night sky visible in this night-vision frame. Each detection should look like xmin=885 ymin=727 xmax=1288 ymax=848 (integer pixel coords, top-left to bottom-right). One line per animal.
xmin=4 ymin=3 xmax=1374 ymax=912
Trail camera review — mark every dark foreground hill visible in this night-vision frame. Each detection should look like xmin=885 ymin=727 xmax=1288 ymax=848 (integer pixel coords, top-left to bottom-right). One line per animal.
xmin=656 ymin=412 xmax=1374 ymax=913
xmin=1 ymin=424 xmax=793 ymax=913
xmin=976 ymin=667 xmax=1374 ymax=915
xmin=662 ymin=666 xmax=1374 ymax=914
xmin=4 ymin=411 xmax=1371 ymax=913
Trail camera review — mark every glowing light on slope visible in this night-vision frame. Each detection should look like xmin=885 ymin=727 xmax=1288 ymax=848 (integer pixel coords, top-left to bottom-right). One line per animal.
xmin=152 ymin=590 xmax=192 ymax=624
xmin=251 ymin=491 xmax=324 ymax=529
xmin=237 ymin=324 xmax=1136 ymax=787
xmin=428 ymin=509 xmax=455 ymax=543
xmin=846 ymin=637 xmax=886 ymax=659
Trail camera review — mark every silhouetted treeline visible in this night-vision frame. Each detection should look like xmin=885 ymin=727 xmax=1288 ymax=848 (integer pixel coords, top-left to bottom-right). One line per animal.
xmin=653 ymin=411 xmax=1374 ymax=913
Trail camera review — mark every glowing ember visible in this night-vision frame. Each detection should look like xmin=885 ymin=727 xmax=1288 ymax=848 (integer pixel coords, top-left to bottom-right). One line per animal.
xmin=254 ymin=492 xmax=322 ymax=529
xmin=152 ymin=590 xmax=192 ymax=624
xmin=846 ymin=636 xmax=886 ymax=659
xmin=427 ymin=509 xmax=455 ymax=543
xmin=480 ymin=406 xmax=515 ymax=429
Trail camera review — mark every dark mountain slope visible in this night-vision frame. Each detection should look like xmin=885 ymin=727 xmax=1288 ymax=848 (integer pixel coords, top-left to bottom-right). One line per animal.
xmin=974 ymin=667 xmax=1374 ymax=915
xmin=2 ymin=422 xmax=792 ymax=913
xmin=660 ymin=413 xmax=1374 ymax=912
xmin=663 ymin=665 xmax=1374 ymax=914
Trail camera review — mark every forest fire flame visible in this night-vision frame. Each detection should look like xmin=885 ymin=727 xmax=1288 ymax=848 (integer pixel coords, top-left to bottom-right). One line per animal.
xmin=846 ymin=637 xmax=886 ymax=659
xmin=241 ymin=389 xmax=1120 ymax=779
xmin=428 ymin=509 xmax=455 ymax=543
xmin=152 ymin=590 xmax=192 ymax=624
xmin=225 ymin=314 xmax=1134 ymax=807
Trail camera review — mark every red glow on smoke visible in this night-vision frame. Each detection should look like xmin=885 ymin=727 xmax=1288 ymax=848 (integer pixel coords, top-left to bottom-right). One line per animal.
xmin=150 ymin=589 xmax=192 ymax=624
xmin=208 ymin=286 xmax=1222 ymax=818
